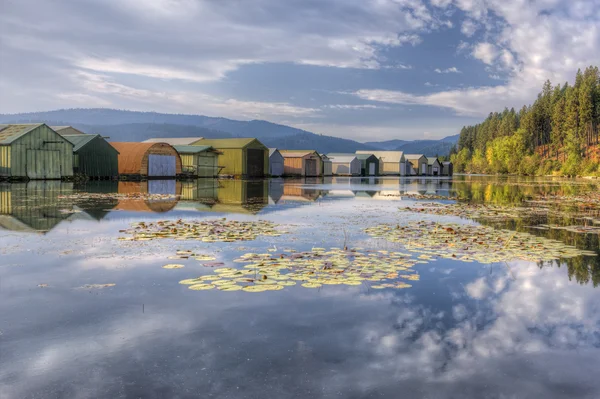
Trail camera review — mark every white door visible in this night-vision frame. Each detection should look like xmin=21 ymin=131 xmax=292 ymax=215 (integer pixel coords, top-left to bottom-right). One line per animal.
xmin=421 ymin=163 xmax=427 ymax=175
xmin=148 ymin=155 xmax=176 ymax=177
xmin=368 ymin=163 xmax=376 ymax=176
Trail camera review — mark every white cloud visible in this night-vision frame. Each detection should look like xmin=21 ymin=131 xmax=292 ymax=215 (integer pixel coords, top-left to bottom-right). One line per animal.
xmin=434 ymin=67 xmax=461 ymax=73
xmin=69 ymin=72 xmax=321 ymax=119
xmin=472 ymin=42 xmax=499 ymax=65
xmin=461 ymin=19 xmax=478 ymax=37
xmin=324 ymin=104 xmax=390 ymax=110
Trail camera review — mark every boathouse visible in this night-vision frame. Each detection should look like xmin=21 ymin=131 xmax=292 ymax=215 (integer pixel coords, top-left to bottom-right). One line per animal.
xmin=193 ymin=138 xmax=268 ymax=178
xmin=110 ymin=142 xmax=182 ymax=178
xmin=327 ymin=154 xmax=361 ymax=176
xmin=0 ymin=124 xmax=73 ymax=180
xmin=269 ymin=149 xmax=284 ymax=176
xmin=173 ymin=145 xmax=220 ymax=177
xmin=405 ymin=154 xmax=428 ymax=176
xmin=61 ymin=134 xmax=119 ymax=179
xmin=320 ymin=154 xmax=333 ymax=176
xmin=279 ymin=150 xmax=323 ymax=177
xmin=356 ymin=150 xmax=406 ymax=176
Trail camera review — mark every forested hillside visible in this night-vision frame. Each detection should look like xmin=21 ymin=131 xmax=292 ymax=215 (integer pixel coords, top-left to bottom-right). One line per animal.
xmin=452 ymin=66 xmax=600 ymax=176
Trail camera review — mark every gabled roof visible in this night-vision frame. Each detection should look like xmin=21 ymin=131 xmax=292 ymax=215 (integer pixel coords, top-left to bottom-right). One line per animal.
xmin=194 ymin=138 xmax=264 ymax=149
xmin=327 ymin=153 xmax=357 ymax=157
xmin=143 ymin=137 xmax=204 ymax=145
xmin=0 ymin=124 xmax=45 ymax=145
xmin=319 ymin=153 xmax=331 ymax=161
xmin=404 ymin=154 xmax=426 ymax=160
xmin=61 ymin=134 xmax=99 ymax=152
xmin=279 ymin=150 xmax=319 ymax=158
xmin=327 ymin=154 xmax=358 ymax=163
xmin=427 ymin=157 xmax=441 ymax=165
xmin=355 ymin=153 xmax=377 ymax=161
xmin=51 ymin=126 xmax=87 ymax=135
xmin=173 ymin=145 xmax=218 ymax=154
xmin=356 ymin=150 xmax=404 ymax=163
xmin=268 ymin=148 xmax=280 ymax=157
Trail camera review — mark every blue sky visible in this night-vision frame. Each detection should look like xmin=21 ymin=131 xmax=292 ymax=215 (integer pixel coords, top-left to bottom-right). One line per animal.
xmin=1 ymin=0 xmax=599 ymax=141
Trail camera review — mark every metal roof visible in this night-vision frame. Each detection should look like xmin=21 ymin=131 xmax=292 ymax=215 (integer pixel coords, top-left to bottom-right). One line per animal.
xmin=194 ymin=138 xmax=264 ymax=149
xmin=143 ymin=137 xmax=204 ymax=145
xmin=427 ymin=157 xmax=441 ymax=165
xmin=404 ymin=154 xmax=426 ymax=160
xmin=279 ymin=150 xmax=319 ymax=158
xmin=173 ymin=145 xmax=217 ymax=154
xmin=61 ymin=134 xmax=98 ymax=152
xmin=327 ymin=154 xmax=358 ymax=163
xmin=0 ymin=124 xmax=44 ymax=145
xmin=354 ymin=153 xmax=377 ymax=160
xmin=356 ymin=150 xmax=404 ymax=163
xmin=268 ymin=148 xmax=280 ymax=157
xmin=51 ymin=126 xmax=87 ymax=135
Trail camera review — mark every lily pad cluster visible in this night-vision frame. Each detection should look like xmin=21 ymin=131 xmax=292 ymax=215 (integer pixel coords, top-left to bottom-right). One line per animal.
xmin=365 ymin=221 xmax=597 ymax=264
xmin=179 ymin=248 xmax=421 ymax=292
xmin=399 ymin=203 xmax=549 ymax=221
xmin=119 ymin=218 xmax=284 ymax=242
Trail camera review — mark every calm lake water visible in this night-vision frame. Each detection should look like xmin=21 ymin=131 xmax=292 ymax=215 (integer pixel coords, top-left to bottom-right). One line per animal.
xmin=1 ymin=176 xmax=599 ymax=399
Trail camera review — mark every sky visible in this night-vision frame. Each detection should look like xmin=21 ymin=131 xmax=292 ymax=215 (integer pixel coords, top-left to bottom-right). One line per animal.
xmin=1 ymin=0 xmax=599 ymax=141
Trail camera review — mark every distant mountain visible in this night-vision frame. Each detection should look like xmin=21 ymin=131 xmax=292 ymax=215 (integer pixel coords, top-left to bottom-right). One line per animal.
xmin=0 ymin=108 xmax=458 ymax=155
xmin=364 ymin=139 xmax=409 ymax=150
xmin=395 ymin=134 xmax=458 ymax=157
xmin=0 ymin=109 xmax=375 ymax=154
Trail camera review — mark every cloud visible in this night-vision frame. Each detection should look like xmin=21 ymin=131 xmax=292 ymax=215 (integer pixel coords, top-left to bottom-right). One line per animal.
xmin=472 ymin=42 xmax=499 ymax=65
xmin=460 ymin=19 xmax=478 ymax=37
xmin=67 ymin=72 xmax=321 ymax=119
xmin=351 ymin=86 xmax=518 ymax=117
xmin=434 ymin=67 xmax=461 ymax=73
xmin=324 ymin=104 xmax=390 ymax=110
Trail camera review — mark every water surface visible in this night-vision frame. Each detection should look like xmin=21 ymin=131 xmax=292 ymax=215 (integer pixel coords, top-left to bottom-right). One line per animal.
xmin=1 ymin=176 xmax=599 ymax=399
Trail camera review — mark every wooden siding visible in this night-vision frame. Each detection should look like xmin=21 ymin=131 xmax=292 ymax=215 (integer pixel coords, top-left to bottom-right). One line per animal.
xmin=283 ymin=157 xmax=304 ymax=175
xmin=75 ymin=136 xmax=119 ymax=178
xmin=2 ymin=125 xmax=73 ymax=179
xmin=213 ymin=147 xmax=268 ymax=177
xmin=331 ymin=160 xmax=360 ymax=175
xmin=381 ymin=162 xmax=400 ymax=174
xmin=269 ymin=151 xmax=285 ymax=176
xmin=179 ymin=152 xmax=219 ymax=177
xmin=323 ymin=160 xmax=332 ymax=176
xmin=0 ymin=146 xmax=10 ymax=176
xmin=281 ymin=152 xmax=323 ymax=176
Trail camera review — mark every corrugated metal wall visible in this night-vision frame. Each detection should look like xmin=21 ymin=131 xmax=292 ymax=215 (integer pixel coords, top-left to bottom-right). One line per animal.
xmin=7 ymin=125 xmax=73 ymax=179
xmin=76 ymin=136 xmax=119 ymax=178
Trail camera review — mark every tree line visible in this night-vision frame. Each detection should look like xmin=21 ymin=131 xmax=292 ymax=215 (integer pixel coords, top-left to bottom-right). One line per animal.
xmin=451 ymin=66 xmax=600 ymax=176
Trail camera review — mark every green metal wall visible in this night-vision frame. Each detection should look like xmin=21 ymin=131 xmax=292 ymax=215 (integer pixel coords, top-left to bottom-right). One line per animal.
xmin=8 ymin=125 xmax=73 ymax=179
xmin=75 ymin=136 xmax=119 ymax=178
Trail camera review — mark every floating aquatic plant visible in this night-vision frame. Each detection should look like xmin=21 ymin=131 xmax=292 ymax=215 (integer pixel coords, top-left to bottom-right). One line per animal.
xmin=365 ymin=221 xmax=596 ymax=264
xmin=163 ymin=264 xmax=185 ymax=269
xmin=77 ymin=283 xmax=116 ymax=289
xmin=119 ymin=218 xmax=285 ymax=242
xmin=179 ymin=247 xmax=421 ymax=293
